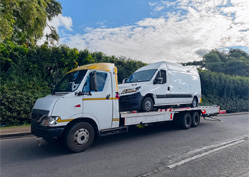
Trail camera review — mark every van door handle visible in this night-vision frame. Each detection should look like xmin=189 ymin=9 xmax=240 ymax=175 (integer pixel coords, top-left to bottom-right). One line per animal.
xmin=106 ymin=94 xmax=110 ymax=100
xmin=168 ymin=87 xmax=170 ymax=91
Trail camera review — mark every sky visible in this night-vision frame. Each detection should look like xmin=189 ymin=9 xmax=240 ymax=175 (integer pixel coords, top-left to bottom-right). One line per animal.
xmin=41 ymin=0 xmax=249 ymax=63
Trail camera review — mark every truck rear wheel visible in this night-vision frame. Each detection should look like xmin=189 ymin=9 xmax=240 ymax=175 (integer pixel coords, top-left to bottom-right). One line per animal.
xmin=141 ymin=97 xmax=153 ymax=112
xmin=64 ymin=122 xmax=95 ymax=153
xmin=179 ymin=112 xmax=192 ymax=129
xmin=191 ymin=112 xmax=200 ymax=127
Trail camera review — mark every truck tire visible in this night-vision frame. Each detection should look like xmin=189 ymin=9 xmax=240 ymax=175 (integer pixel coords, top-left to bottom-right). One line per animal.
xmin=191 ymin=97 xmax=198 ymax=108
xmin=191 ymin=111 xmax=200 ymax=127
xmin=179 ymin=112 xmax=192 ymax=129
xmin=64 ymin=122 xmax=95 ymax=153
xmin=141 ymin=97 xmax=153 ymax=112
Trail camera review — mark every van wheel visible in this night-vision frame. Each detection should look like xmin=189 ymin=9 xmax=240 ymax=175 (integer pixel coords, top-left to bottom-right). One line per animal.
xmin=191 ymin=112 xmax=200 ymax=127
xmin=179 ymin=112 xmax=192 ymax=129
xmin=64 ymin=122 xmax=95 ymax=153
xmin=142 ymin=97 xmax=153 ymax=112
xmin=191 ymin=97 xmax=198 ymax=108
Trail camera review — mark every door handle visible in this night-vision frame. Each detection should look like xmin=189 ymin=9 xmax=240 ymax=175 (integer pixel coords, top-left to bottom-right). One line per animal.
xmin=168 ymin=87 xmax=170 ymax=91
xmin=106 ymin=94 xmax=110 ymax=100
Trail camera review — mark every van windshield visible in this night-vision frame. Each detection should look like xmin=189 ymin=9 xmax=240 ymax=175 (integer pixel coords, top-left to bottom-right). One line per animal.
xmin=125 ymin=69 xmax=157 ymax=83
xmin=54 ymin=70 xmax=87 ymax=92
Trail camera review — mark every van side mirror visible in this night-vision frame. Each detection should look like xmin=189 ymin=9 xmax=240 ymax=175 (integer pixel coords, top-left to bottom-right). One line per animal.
xmin=153 ymin=77 xmax=163 ymax=84
xmin=122 ymin=78 xmax=127 ymax=84
xmin=90 ymin=71 xmax=97 ymax=92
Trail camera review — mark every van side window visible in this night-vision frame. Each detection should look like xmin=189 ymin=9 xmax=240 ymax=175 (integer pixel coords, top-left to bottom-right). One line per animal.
xmin=83 ymin=71 xmax=107 ymax=92
xmin=155 ymin=70 xmax=166 ymax=84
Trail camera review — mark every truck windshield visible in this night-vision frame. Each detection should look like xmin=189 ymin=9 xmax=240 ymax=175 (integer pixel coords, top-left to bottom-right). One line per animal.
xmin=125 ymin=69 xmax=157 ymax=83
xmin=54 ymin=70 xmax=87 ymax=92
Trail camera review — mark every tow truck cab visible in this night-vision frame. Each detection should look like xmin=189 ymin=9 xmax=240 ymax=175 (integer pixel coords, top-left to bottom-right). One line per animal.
xmin=31 ymin=63 xmax=120 ymax=151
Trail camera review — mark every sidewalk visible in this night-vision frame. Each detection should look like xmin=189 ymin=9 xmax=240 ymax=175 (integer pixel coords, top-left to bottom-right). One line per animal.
xmin=0 ymin=126 xmax=32 ymax=138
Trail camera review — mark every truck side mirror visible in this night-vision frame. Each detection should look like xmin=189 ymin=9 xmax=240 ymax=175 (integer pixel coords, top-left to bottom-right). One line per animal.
xmin=122 ymin=78 xmax=127 ymax=84
xmin=90 ymin=71 xmax=97 ymax=92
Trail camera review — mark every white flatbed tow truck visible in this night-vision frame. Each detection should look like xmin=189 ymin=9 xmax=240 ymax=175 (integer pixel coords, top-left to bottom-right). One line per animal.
xmin=31 ymin=63 xmax=223 ymax=152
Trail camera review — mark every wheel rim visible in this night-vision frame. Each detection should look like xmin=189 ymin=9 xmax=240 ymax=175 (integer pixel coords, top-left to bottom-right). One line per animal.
xmin=193 ymin=114 xmax=199 ymax=124
xmin=193 ymin=98 xmax=197 ymax=107
xmin=185 ymin=115 xmax=191 ymax=126
xmin=74 ymin=128 xmax=89 ymax=145
xmin=145 ymin=100 xmax=152 ymax=111
xmin=194 ymin=115 xmax=197 ymax=123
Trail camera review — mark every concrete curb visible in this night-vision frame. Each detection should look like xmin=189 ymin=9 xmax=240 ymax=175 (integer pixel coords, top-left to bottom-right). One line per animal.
xmin=218 ymin=112 xmax=249 ymax=117
xmin=0 ymin=126 xmax=32 ymax=139
xmin=0 ymin=132 xmax=33 ymax=139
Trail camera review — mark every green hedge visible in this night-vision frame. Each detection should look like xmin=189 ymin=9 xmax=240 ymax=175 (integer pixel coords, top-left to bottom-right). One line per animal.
xmin=202 ymin=96 xmax=249 ymax=113
xmin=200 ymin=70 xmax=249 ymax=112
xmin=0 ymin=42 xmax=145 ymax=126
xmin=199 ymin=70 xmax=249 ymax=99
xmin=0 ymin=82 xmax=50 ymax=126
xmin=1 ymin=42 xmax=145 ymax=85
xmin=1 ymin=41 xmax=248 ymax=126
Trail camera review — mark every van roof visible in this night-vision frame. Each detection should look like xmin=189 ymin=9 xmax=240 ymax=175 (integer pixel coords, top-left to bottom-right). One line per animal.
xmin=136 ymin=61 xmax=198 ymax=74
xmin=136 ymin=61 xmax=179 ymax=71
xmin=68 ymin=63 xmax=115 ymax=73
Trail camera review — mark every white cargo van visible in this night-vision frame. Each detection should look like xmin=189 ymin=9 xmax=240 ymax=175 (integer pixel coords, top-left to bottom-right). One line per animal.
xmin=119 ymin=61 xmax=201 ymax=112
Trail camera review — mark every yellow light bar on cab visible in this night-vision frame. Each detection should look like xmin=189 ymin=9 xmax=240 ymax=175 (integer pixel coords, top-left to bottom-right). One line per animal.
xmin=68 ymin=63 xmax=115 ymax=73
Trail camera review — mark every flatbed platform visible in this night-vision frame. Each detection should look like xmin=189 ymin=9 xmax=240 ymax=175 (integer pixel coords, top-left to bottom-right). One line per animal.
xmin=121 ymin=106 xmax=221 ymax=126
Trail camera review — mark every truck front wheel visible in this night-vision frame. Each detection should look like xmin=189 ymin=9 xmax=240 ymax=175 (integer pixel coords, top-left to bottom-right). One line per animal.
xmin=64 ymin=122 xmax=95 ymax=153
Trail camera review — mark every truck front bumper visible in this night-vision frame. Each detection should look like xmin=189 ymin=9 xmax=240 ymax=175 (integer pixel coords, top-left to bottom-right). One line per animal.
xmin=31 ymin=123 xmax=65 ymax=142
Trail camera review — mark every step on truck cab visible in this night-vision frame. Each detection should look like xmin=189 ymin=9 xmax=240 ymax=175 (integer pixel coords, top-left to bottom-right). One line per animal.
xmin=31 ymin=63 xmax=220 ymax=153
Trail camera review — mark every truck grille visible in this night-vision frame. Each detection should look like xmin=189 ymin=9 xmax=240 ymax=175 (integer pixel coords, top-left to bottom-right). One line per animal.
xmin=32 ymin=109 xmax=49 ymax=123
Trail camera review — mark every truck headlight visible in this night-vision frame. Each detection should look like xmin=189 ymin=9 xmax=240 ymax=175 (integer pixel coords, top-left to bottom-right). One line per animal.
xmin=41 ymin=116 xmax=60 ymax=126
xmin=121 ymin=87 xmax=141 ymax=94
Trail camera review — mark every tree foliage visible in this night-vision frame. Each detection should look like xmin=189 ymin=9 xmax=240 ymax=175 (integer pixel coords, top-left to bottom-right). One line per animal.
xmin=0 ymin=42 xmax=146 ymax=126
xmin=1 ymin=41 xmax=248 ymax=125
xmin=199 ymin=70 xmax=249 ymax=100
xmin=184 ymin=49 xmax=249 ymax=77
xmin=0 ymin=0 xmax=62 ymax=45
xmin=199 ymin=70 xmax=249 ymax=113
xmin=0 ymin=42 xmax=145 ymax=85
xmin=0 ymin=82 xmax=50 ymax=126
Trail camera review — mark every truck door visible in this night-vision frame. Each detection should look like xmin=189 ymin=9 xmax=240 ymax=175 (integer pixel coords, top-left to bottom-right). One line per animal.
xmin=82 ymin=70 xmax=113 ymax=129
xmin=154 ymin=70 xmax=171 ymax=105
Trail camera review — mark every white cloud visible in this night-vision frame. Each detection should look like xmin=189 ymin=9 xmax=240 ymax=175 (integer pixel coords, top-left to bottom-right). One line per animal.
xmin=59 ymin=0 xmax=249 ymax=63
xmin=48 ymin=14 xmax=73 ymax=31
xmin=37 ymin=15 xmax=73 ymax=45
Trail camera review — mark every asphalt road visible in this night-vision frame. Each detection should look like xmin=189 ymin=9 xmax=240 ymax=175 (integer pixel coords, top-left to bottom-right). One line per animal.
xmin=1 ymin=113 xmax=249 ymax=177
